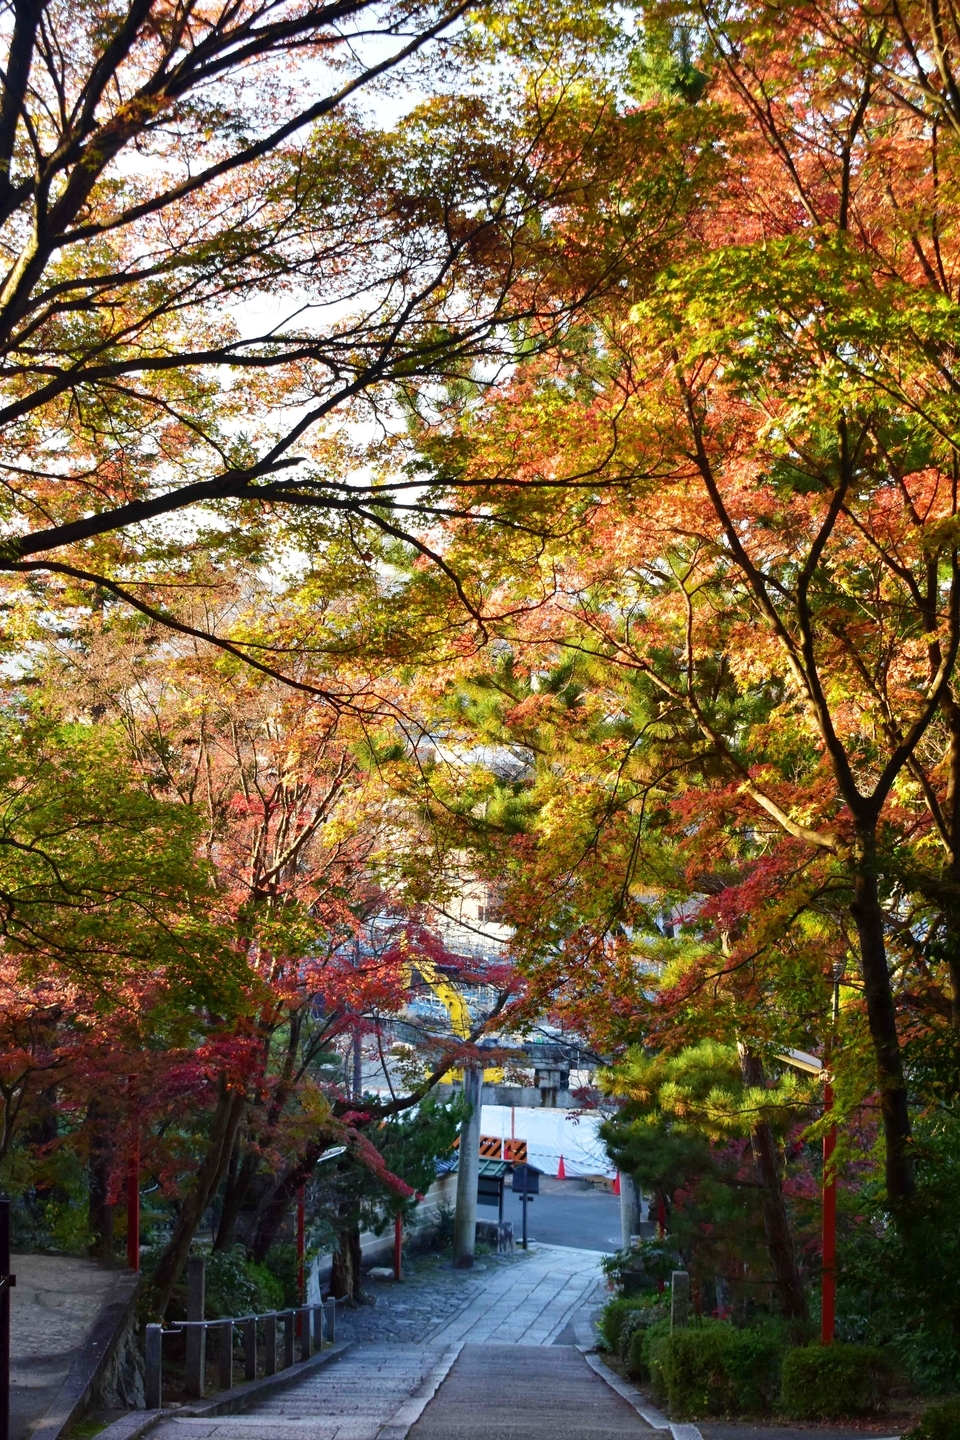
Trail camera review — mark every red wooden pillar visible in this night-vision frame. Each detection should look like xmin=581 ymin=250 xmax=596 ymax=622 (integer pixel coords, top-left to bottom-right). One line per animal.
xmin=126 ymin=1078 xmax=139 ymax=1272
xmin=821 ymin=1080 xmax=837 ymax=1344
xmin=656 ymin=1191 xmax=667 ymax=1295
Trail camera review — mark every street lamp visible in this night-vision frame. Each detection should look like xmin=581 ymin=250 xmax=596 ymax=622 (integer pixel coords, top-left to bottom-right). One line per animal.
xmin=777 ymin=1047 xmax=836 ymax=1345
xmin=298 ymin=1147 xmax=349 ymax=1303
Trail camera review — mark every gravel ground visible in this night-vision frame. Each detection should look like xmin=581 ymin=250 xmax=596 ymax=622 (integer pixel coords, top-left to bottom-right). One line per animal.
xmin=333 ymin=1247 xmax=534 ymax=1345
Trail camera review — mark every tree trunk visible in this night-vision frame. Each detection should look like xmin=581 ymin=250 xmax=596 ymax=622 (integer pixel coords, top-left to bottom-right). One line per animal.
xmin=940 ymin=692 xmax=960 ymax=1029
xmin=249 ymin=1137 xmax=334 ymax=1264
xmin=328 ymin=1223 xmax=364 ymax=1303
xmin=149 ymin=1081 xmax=246 ymax=1317
xmin=850 ymin=839 xmax=915 ymax=1207
xmin=739 ymin=1049 xmax=808 ymax=1322
xmin=213 ymin=1142 xmax=258 ymax=1252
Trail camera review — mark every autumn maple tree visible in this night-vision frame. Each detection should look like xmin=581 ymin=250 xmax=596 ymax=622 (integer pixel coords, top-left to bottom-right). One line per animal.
xmin=0 ymin=0 xmax=713 ymax=711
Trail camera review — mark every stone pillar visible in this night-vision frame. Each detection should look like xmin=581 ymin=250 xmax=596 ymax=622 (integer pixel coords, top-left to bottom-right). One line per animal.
xmin=185 ymin=1256 xmax=205 ymax=1397
xmin=671 ymin=1270 xmax=690 ymax=1329
xmin=619 ymin=1173 xmax=641 ymax=1251
xmin=453 ymin=1066 xmax=482 ymax=1269
xmin=144 ymin=1324 xmax=162 ymax=1410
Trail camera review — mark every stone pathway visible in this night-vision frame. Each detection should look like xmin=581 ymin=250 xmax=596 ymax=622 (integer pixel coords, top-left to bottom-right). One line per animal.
xmin=337 ymin=1243 xmax=605 ymax=1350
xmin=149 ymin=1244 xmax=612 ymax=1440
xmin=407 ymin=1343 xmax=656 ymax=1440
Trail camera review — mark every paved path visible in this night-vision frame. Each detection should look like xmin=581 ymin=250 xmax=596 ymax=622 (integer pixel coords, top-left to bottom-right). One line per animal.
xmin=407 ymin=1344 xmax=654 ymax=1440
xmin=335 ymin=1243 xmax=604 ymax=1350
xmin=422 ymin=1244 xmax=604 ymax=1346
xmin=150 ymin=1245 xmax=612 ymax=1440
xmin=119 ymin=1245 xmax=906 ymax=1440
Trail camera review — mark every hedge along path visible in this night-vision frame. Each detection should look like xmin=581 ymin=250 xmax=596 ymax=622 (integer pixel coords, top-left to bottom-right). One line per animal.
xmin=584 ymin=1352 xmax=905 ymax=1440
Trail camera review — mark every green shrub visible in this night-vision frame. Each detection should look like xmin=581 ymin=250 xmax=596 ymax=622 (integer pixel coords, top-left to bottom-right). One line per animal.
xmin=642 ymin=1320 xmax=674 ymax=1399
xmin=902 ymin=1400 xmax=960 ymax=1440
xmin=601 ymin=1239 xmax=676 ymax=1292
xmin=599 ymin=1296 xmax=652 ymax=1353
xmin=620 ymin=1304 xmax=668 ymax=1367
xmin=261 ymin=1245 xmax=301 ymax=1308
xmin=140 ymin=1246 xmax=285 ymax=1320
xmin=781 ymin=1343 xmax=894 ymax=1420
xmin=203 ymin=1248 xmax=283 ymax=1318
xmin=645 ymin=1319 xmax=785 ymax=1417
xmin=626 ymin=1317 xmax=670 ymax=1380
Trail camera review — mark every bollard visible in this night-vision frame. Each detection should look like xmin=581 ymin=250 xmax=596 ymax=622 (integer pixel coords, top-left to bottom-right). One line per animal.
xmin=185 ymin=1257 xmax=206 ymax=1397
xmin=282 ymin=1310 xmax=295 ymax=1370
xmin=312 ymin=1304 xmax=323 ymax=1353
xmin=324 ymin=1296 xmax=336 ymax=1344
xmin=671 ymin=1270 xmax=691 ymax=1329
xmin=299 ymin=1307 xmax=311 ymax=1362
xmin=243 ymin=1317 xmax=257 ymax=1382
xmin=264 ymin=1313 xmax=277 ymax=1376
xmin=144 ymin=1324 xmax=163 ymax=1410
xmin=218 ymin=1320 xmax=233 ymax=1391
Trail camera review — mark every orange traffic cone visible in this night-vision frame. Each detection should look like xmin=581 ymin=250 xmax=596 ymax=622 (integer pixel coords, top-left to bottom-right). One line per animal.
xmin=613 ymin=1171 xmax=621 ymax=1196
xmin=557 ymin=1154 xmax=566 ymax=1180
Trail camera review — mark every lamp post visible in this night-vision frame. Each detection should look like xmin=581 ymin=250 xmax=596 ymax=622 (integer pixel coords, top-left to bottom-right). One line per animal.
xmin=777 ymin=1047 xmax=837 ymax=1344
xmin=821 ymin=1078 xmax=837 ymax=1345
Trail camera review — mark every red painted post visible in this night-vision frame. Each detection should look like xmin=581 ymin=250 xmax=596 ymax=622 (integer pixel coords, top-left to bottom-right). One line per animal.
xmin=656 ymin=1191 xmax=667 ymax=1295
xmin=821 ymin=1080 xmax=837 ymax=1344
xmin=394 ymin=1213 xmax=402 ymax=1282
xmin=126 ymin=1077 xmax=139 ymax=1272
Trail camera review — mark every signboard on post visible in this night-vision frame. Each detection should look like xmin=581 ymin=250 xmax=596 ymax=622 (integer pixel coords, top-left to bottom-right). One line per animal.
xmin=473 ymin=1158 xmax=508 ymax=1223
xmin=510 ymin=1163 xmax=542 ymax=1250
xmin=510 ymin=1164 xmax=541 ymax=1194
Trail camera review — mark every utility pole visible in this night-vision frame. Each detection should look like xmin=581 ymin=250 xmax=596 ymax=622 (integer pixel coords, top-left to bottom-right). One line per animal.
xmin=452 ymin=1067 xmax=482 ymax=1268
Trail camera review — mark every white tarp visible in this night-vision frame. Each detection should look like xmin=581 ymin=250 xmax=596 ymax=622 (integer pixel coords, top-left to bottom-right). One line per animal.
xmin=480 ymin=1104 xmax=615 ymax=1177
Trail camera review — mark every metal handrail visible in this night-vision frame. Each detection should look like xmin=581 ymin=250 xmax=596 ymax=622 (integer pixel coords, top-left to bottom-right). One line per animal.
xmin=145 ymin=1299 xmax=336 ymax=1409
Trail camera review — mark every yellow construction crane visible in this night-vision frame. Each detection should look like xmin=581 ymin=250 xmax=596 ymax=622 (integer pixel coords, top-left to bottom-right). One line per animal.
xmin=401 ymin=952 xmax=502 ymax=1082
